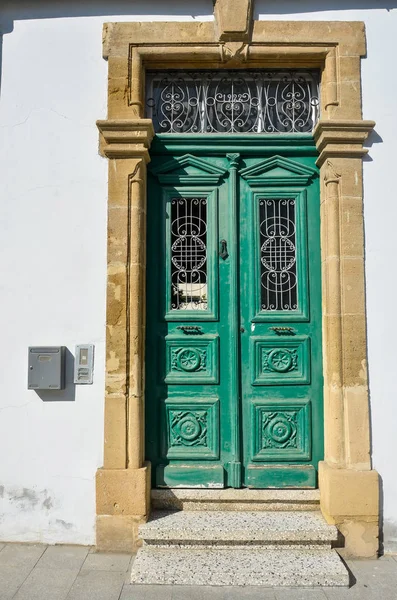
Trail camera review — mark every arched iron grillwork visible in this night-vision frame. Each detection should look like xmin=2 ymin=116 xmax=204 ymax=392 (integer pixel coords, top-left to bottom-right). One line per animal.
xmin=146 ymin=70 xmax=320 ymax=134
xmin=170 ymin=197 xmax=208 ymax=311
xmin=259 ymin=198 xmax=298 ymax=311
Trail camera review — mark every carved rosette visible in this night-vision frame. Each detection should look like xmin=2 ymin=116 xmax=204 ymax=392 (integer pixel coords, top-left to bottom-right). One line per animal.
xmin=171 ymin=347 xmax=207 ymax=373
xmin=170 ymin=410 xmax=208 ymax=447
xmin=262 ymin=411 xmax=298 ymax=449
xmin=263 ymin=348 xmax=298 ymax=373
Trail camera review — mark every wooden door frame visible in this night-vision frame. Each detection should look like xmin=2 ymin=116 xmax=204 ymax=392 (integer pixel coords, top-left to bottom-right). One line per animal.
xmin=95 ymin=2 xmax=379 ymax=558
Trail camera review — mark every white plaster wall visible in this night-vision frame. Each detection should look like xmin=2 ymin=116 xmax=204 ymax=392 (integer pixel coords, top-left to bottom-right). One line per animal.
xmin=0 ymin=0 xmax=214 ymax=545
xmin=0 ymin=0 xmax=396 ymax=552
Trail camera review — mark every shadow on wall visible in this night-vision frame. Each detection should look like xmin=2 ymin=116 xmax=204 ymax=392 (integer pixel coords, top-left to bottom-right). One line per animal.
xmin=255 ymin=0 xmax=397 ymax=15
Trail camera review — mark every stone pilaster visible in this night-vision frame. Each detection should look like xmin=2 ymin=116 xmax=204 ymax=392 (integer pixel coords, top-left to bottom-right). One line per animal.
xmin=96 ymin=119 xmax=153 ymax=551
xmin=315 ymin=120 xmax=379 ymax=558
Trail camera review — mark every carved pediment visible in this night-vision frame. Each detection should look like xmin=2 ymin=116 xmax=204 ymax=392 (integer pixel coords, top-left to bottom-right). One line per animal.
xmin=150 ymin=154 xmax=227 ymax=185
xmin=239 ymin=155 xmax=318 ymax=186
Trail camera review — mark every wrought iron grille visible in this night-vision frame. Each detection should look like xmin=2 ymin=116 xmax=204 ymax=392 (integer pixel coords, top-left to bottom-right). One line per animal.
xmin=146 ymin=70 xmax=320 ymax=134
xmin=259 ymin=198 xmax=297 ymax=311
xmin=170 ymin=197 xmax=208 ymax=311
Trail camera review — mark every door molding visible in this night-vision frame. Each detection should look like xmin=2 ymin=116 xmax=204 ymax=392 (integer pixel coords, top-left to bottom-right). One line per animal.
xmin=95 ymin=3 xmax=379 ymax=558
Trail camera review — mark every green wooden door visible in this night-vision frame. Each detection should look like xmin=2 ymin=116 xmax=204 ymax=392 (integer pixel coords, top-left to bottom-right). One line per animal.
xmin=146 ymin=136 xmax=323 ymax=489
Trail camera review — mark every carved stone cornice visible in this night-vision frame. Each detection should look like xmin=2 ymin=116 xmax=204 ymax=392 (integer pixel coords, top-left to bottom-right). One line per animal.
xmin=314 ymin=120 xmax=375 ymax=166
xmin=97 ymin=119 xmax=154 ymax=160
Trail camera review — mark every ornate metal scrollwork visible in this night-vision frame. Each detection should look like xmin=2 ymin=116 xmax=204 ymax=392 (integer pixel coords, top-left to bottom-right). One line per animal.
xmin=171 ymin=197 xmax=208 ymax=311
xmin=146 ymin=70 xmax=320 ymax=134
xmin=259 ymin=198 xmax=297 ymax=311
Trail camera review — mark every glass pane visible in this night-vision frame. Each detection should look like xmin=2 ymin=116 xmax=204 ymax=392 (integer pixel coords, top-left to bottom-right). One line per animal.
xmin=146 ymin=70 xmax=320 ymax=134
xmin=170 ymin=197 xmax=208 ymax=311
xmin=259 ymin=198 xmax=297 ymax=311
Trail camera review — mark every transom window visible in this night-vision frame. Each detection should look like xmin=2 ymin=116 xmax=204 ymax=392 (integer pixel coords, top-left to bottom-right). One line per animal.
xmin=146 ymin=70 xmax=320 ymax=134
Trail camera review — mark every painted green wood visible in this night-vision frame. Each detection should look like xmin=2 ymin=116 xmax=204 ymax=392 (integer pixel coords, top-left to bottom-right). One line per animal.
xmin=239 ymin=152 xmax=323 ymax=488
xmin=145 ymin=136 xmax=323 ymax=489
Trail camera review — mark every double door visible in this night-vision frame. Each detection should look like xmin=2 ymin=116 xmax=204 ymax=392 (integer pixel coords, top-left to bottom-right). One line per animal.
xmin=145 ymin=142 xmax=323 ymax=488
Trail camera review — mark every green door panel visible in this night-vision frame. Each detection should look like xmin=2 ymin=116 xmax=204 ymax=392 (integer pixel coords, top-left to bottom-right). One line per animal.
xmin=145 ymin=135 xmax=323 ymax=489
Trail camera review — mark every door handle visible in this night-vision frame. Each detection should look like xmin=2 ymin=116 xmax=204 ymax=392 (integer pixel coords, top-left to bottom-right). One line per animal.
xmin=219 ymin=239 xmax=229 ymax=260
xmin=269 ymin=327 xmax=296 ymax=336
xmin=176 ymin=326 xmax=203 ymax=335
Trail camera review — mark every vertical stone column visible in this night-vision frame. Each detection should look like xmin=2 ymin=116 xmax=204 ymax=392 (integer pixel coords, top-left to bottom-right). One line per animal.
xmin=95 ymin=119 xmax=154 ymax=551
xmin=315 ymin=121 xmax=380 ymax=558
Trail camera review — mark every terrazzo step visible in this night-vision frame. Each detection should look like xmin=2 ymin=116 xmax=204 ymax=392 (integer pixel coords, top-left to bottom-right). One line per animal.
xmin=151 ymin=488 xmax=320 ymax=511
xmin=130 ymin=545 xmax=349 ymax=587
xmin=139 ymin=510 xmax=338 ymax=545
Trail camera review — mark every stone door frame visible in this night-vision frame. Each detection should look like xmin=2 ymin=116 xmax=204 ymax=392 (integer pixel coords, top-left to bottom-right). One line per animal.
xmin=96 ymin=1 xmax=379 ymax=557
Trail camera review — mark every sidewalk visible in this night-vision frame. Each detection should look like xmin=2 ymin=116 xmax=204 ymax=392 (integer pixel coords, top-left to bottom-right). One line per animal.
xmin=0 ymin=542 xmax=396 ymax=600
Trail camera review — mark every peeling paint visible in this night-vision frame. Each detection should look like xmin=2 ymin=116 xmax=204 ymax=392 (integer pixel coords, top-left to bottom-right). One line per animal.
xmin=42 ymin=497 xmax=53 ymax=510
xmin=55 ymin=519 xmax=73 ymax=530
xmin=11 ymin=488 xmax=40 ymax=510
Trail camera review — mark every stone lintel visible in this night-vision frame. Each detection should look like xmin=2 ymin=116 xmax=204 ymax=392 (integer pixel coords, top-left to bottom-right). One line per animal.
xmin=314 ymin=120 xmax=375 ymax=166
xmin=97 ymin=119 xmax=154 ymax=160
xmin=102 ymin=21 xmax=367 ymax=59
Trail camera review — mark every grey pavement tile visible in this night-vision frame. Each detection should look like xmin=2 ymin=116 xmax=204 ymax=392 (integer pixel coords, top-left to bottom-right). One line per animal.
xmin=0 ymin=566 xmax=32 ymax=600
xmin=0 ymin=544 xmax=6 ymax=552
xmin=348 ymin=559 xmax=397 ymax=585
xmin=324 ymin=585 xmax=386 ymax=599
xmin=82 ymin=551 xmax=132 ymax=572
xmin=0 ymin=544 xmax=46 ymax=569
xmin=125 ymin=555 xmax=137 ymax=583
xmin=37 ymin=545 xmax=90 ymax=570
xmin=275 ymin=589 xmax=327 ymax=600
xmin=122 ymin=584 xmax=173 ymax=599
xmin=172 ymin=586 xmax=228 ymax=600
xmin=13 ymin=567 xmax=78 ymax=600
xmin=121 ymin=584 xmax=173 ymax=599
xmin=217 ymin=586 xmax=276 ymax=599
xmin=66 ymin=569 xmax=125 ymax=600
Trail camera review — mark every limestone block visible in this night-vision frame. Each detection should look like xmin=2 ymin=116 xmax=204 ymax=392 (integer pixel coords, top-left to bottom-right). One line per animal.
xmin=319 ymin=461 xmax=378 ymax=519
xmin=338 ymin=520 xmax=379 ymax=559
xmin=96 ymin=514 xmax=146 ymax=553
xmin=96 ymin=464 xmax=151 ymax=517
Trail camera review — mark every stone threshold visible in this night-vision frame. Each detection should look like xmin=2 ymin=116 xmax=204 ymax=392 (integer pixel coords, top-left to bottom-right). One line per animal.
xmin=151 ymin=488 xmax=320 ymax=511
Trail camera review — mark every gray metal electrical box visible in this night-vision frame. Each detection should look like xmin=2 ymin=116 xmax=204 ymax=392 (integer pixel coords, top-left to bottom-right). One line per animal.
xmin=28 ymin=347 xmax=66 ymax=390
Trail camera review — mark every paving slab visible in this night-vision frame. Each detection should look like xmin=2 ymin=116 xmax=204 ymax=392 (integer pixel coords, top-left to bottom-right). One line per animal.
xmin=66 ymin=570 xmax=125 ymax=600
xmin=275 ymin=589 xmax=327 ymax=599
xmin=171 ymin=586 xmax=226 ymax=600
xmin=37 ymin=545 xmax=90 ymax=571
xmin=0 ymin=566 xmax=32 ymax=600
xmin=201 ymin=586 xmax=276 ymax=599
xmin=82 ymin=552 xmax=132 ymax=572
xmin=13 ymin=567 xmax=78 ymax=600
xmin=324 ymin=588 xmax=382 ymax=599
xmin=0 ymin=544 xmax=46 ymax=569
xmin=120 ymin=584 xmax=173 ymax=600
